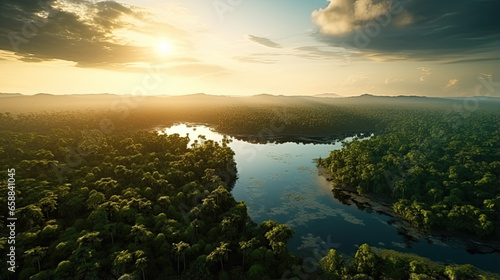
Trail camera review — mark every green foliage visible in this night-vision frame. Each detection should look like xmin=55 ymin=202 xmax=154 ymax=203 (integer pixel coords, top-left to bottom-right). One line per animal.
xmin=319 ymin=249 xmax=343 ymax=279
xmin=321 ymin=110 xmax=500 ymax=238
xmin=263 ymin=223 xmax=294 ymax=255
xmin=353 ymin=244 xmax=377 ymax=275
xmin=1 ymin=100 xmax=499 ymax=278
xmin=315 ymin=246 xmax=499 ymax=280
xmin=0 ymin=112 xmax=295 ymax=279
xmin=445 ymin=264 xmax=479 ymax=280
xmin=247 ymin=264 xmax=266 ymax=279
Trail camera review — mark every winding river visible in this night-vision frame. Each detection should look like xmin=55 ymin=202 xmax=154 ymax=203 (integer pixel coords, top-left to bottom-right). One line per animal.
xmin=159 ymin=123 xmax=500 ymax=274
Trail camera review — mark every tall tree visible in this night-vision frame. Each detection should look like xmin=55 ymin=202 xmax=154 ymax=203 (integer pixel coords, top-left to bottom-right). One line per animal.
xmin=172 ymin=241 xmax=190 ymax=274
xmin=207 ymin=242 xmax=231 ymax=270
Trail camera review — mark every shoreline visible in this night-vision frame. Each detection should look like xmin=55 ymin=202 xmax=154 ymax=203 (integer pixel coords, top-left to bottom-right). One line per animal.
xmin=317 ymin=165 xmax=500 ymax=255
xmin=154 ymin=122 xmax=372 ymax=144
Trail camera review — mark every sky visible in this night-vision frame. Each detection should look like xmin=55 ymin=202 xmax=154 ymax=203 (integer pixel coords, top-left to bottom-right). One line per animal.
xmin=0 ymin=0 xmax=498 ymax=97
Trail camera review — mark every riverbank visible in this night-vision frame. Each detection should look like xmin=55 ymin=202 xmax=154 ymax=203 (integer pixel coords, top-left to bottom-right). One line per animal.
xmin=317 ymin=165 xmax=427 ymax=241
xmin=317 ymin=165 xmax=500 ymax=255
xmin=155 ymin=123 xmax=372 ymax=144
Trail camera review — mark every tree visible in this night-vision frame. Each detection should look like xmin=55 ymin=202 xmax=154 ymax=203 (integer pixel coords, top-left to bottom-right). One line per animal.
xmin=444 ymin=264 xmax=478 ymax=280
xmin=320 ymin=249 xmax=344 ymax=278
xmin=77 ymin=232 xmax=102 ymax=249
xmin=239 ymin=238 xmax=258 ymax=269
xmin=172 ymin=241 xmax=190 ymax=273
xmin=113 ymin=250 xmax=133 ymax=276
xmin=86 ymin=190 xmax=105 ymax=210
xmin=354 ymin=244 xmax=376 ymax=275
xmin=24 ymin=246 xmax=48 ymax=272
xmin=207 ymin=242 xmax=231 ymax=270
xmin=75 ymin=262 xmax=100 ymax=280
xmin=54 ymin=260 xmax=73 ymax=279
xmin=18 ymin=204 xmax=44 ymax=230
xmin=38 ymin=191 xmax=58 ymax=218
xmin=202 ymin=197 xmax=218 ymax=220
xmin=103 ymin=223 xmax=118 ymax=245
xmin=212 ymin=185 xmax=232 ymax=208
xmin=264 ymin=224 xmax=294 ymax=255
xmin=131 ymin=224 xmax=152 ymax=245
xmin=135 ymin=250 xmax=148 ymax=280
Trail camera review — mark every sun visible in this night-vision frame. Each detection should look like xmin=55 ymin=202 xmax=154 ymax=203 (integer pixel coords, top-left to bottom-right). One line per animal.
xmin=156 ymin=40 xmax=172 ymax=56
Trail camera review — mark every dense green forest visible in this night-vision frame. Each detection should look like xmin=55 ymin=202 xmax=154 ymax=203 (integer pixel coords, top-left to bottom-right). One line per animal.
xmin=320 ymin=109 xmax=500 ymax=239
xmin=0 ymin=112 xmax=299 ymax=279
xmin=2 ymin=94 xmax=499 ymax=141
xmin=317 ymin=243 xmax=499 ymax=280
xmin=1 ymin=94 xmax=499 ymax=279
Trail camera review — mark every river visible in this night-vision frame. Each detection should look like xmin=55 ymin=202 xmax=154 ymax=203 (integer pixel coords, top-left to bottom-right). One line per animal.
xmin=159 ymin=123 xmax=500 ymax=274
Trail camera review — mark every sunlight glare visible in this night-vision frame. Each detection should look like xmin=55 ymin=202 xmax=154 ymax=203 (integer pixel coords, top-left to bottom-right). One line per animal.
xmin=157 ymin=40 xmax=172 ymax=56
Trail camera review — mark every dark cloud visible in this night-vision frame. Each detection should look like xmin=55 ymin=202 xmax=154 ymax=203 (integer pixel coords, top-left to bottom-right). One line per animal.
xmin=0 ymin=0 xmax=189 ymax=69
xmin=442 ymin=56 xmax=500 ymax=64
xmin=94 ymin=1 xmax=135 ymax=29
xmin=312 ymin=0 xmax=500 ymax=61
xmin=247 ymin=35 xmax=282 ymax=48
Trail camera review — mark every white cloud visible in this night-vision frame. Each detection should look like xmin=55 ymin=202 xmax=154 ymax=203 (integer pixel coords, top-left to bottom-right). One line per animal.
xmin=384 ymin=77 xmax=403 ymax=85
xmin=418 ymin=66 xmax=431 ymax=82
xmin=344 ymin=74 xmax=368 ymax=85
xmin=311 ymin=0 xmax=413 ymax=35
xmin=445 ymin=78 xmax=459 ymax=89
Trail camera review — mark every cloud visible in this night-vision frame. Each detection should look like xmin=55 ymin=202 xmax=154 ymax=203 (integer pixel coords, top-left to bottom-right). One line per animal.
xmin=443 ymin=57 xmax=500 ymax=64
xmin=247 ymin=35 xmax=282 ymax=48
xmin=294 ymin=46 xmax=351 ymax=61
xmin=418 ymin=67 xmax=431 ymax=82
xmin=311 ymin=0 xmax=410 ymax=35
xmin=445 ymin=78 xmax=459 ymax=89
xmin=0 ymin=0 xmax=191 ymax=70
xmin=344 ymin=74 xmax=367 ymax=86
xmin=233 ymin=55 xmax=278 ymax=64
xmin=384 ymin=77 xmax=403 ymax=85
xmin=312 ymin=0 xmax=500 ymax=61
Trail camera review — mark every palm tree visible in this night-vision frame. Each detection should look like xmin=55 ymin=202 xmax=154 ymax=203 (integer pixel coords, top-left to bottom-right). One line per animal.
xmin=18 ymin=204 xmax=43 ymax=230
xmin=38 ymin=191 xmax=58 ymax=218
xmin=131 ymin=224 xmax=151 ymax=245
xmin=135 ymin=251 xmax=148 ymax=280
xmin=207 ymin=242 xmax=231 ymax=270
xmin=24 ymin=246 xmax=47 ymax=272
xmin=239 ymin=238 xmax=257 ymax=269
xmin=172 ymin=241 xmax=190 ymax=273
xmin=264 ymin=224 xmax=294 ymax=255
xmin=202 ymin=197 xmax=218 ymax=219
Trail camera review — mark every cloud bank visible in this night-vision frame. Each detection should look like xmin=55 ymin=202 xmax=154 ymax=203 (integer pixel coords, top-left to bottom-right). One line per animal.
xmin=0 ymin=0 xmax=224 ymax=75
xmin=312 ymin=0 xmax=412 ymax=35
xmin=312 ymin=0 xmax=500 ymax=61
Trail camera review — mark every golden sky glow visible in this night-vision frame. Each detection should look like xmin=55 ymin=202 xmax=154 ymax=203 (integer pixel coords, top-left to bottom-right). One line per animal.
xmin=0 ymin=0 xmax=498 ymax=96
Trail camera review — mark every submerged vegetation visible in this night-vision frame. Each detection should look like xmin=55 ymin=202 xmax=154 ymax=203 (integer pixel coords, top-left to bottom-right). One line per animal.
xmin=1 ymin=94 xmax=499 ymax=279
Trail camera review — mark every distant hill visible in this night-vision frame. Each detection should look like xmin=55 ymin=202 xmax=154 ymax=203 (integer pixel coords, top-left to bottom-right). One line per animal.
xmin=1 ymin=92 xmax=499 ymax=114
xmin=314 ymin=93 xmax=341 ymax=98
